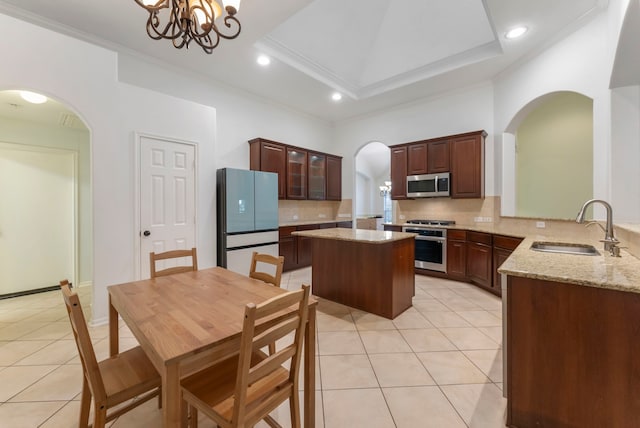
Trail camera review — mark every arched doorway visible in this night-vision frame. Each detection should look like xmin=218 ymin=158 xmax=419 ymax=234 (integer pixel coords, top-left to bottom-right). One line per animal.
xmin=354 ymin=142 xmax=391 ymax=226
xmin=0 ymin=89 xmax=91 ymax=297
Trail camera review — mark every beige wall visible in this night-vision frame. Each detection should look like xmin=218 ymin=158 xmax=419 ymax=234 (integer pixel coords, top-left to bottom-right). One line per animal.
xmin=514 ymin=89 xmax=593 ymax=219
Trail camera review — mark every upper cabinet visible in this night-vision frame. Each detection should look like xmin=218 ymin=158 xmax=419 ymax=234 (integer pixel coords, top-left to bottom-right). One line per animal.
xmin=287 ymin=148 xmax=307 ymax=199
xmin=390 ymin=146 xmax=408 ymax=200
xmin=450 ymin=131 xmax=486 ymax=199
xmin=249 ymin=138 xmax=286 ymax=199
xmin=326 ymin=155 xmax=342 ymax=201
xmin=390 ymin=130 xmax=486 ymax=200
xmin=249 ymin=138 xmax=342 ymax=201
xmin=308 ymin=152 xmax=326 ymax=200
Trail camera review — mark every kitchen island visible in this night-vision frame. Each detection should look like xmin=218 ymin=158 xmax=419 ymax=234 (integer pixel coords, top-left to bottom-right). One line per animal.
xmin=293 ymin=228 xmax=415 ymax=319
xmin=499 ymin=237 xmax=640 ymax=428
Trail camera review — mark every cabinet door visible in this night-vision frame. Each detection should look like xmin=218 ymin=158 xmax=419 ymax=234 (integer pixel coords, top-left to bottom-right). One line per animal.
xmin=427 ymin=141 xmax=450 ymax=173
xmin=466 ymin=242 xmax=492 ymax=289
xmin=390 ymin=146 xmax=408 ymax=199
xmin=308 ymin=152 xmax=326 ymax=200
xmin=326 ymin=155 xmax=342 ymax=200
xmin=249 ymin=139 xmax=287 ymax=199
xmin=384 ymin=224 xmax=402 ymax=232
xmin=286 ymin=148 xmax=307 ymax=199
xmin=492 ymin=247 xmax=511 ymax=295
xmin=279 ymin=226 xmax=297 ymax=272
xmin=447 ymin=239 xmax=467 ymax=280
xmin=407 ymin=143 xmax=428 ymax=175
xmin=450 ymin=133 xmax=484 ymax=198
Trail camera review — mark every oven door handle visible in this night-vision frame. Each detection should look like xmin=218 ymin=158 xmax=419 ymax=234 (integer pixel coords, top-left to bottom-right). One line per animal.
xmin=414 ymin=236 xmax=446 ymax=242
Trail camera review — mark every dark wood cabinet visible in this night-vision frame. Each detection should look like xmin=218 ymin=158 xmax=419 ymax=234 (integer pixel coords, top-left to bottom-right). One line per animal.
xmin=337 ymin=221 xmax=353 ymax=228
xmin=466 ymin=231 xmax=492 ymax=290
xmin=250 ymin=139 xmax=342 ymax=201
xmin=507 ymin=276 xmax=640 ymax=427
xmin=278 ymin=226 xmax=297 ymax=271
xmin=427 ymin=140 xmax=450 ymax=173
xmin=384 ymin=224 xmax=403 ymax=232
xmin=450 ymin=131 xmax=486 ymax=198
xmin=446 ymin=229 xmax=467 ymax=280
xmin=308 ymin=152 xmax=326 ymax=200
xmin=492 ymin=235 xmax=523 ymax=293
xmin=286 ymin=148 xmax=307 ymax=199
xmin=390 ymin=146 xmax=408 ymax=200
xmin=326 ymin=155 xmax=342 ymax=201
xmin=249 ymin=138 xmax=286 ymax=199
xmin=407 ymin=143 xmax=428 ymax=175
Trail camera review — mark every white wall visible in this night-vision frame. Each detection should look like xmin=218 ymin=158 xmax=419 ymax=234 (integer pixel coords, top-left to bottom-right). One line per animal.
xmin=0 ymin=117 xmax=92 ymax=284
xmin=0 ymin=13 xmax=335 ymax=323
xmin=334 ymin=83 xmax=495 ymax=200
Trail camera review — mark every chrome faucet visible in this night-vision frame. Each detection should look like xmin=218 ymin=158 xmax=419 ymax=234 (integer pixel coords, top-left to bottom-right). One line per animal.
xmin=576 ymin=199 xmax=620 ymax=256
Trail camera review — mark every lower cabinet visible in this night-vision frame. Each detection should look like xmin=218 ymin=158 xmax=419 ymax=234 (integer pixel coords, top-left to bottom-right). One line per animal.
xmin=383 ymin=224 xmax=403 ymax=232
xmin=444 ymin=229 xmax=523 ymax=297
xmin=446 ymin=229 xmax=467 ymax=281
xmin=280 ymin=222 xmax=345 ymax=272
xmin=278 ymin=226 xmax=297 ymax=272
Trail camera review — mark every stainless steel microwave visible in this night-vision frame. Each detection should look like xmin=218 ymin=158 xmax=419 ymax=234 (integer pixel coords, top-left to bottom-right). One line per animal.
xmin=406 ymin=172 xmax=450 ymax=198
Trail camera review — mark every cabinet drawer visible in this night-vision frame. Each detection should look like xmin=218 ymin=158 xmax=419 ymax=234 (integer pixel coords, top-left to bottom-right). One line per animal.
xmin=493 ymin=235 xmax=523 ymax=251
xmin=447 ymin=229 xmax=467 ymax=240
xmin=279 ymin=226 xmax=296 ymax=238
xmin=467 ymin=231 xmax=492 ymax=245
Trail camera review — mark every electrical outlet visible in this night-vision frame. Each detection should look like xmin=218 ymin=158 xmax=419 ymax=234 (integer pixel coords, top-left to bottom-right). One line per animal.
xmin=338 ymin=213 xmax=351 ymax=218
xmin=536 ymin=221 xmax=546 ymax=228
xmin=293 ymin=215 xmax=298 ymax=220
xmin=318 ymin=213 xmax=327 ymax=218
xmin=474 ymin=217 xmax=482 ymax=222
xmin=485 ymin=217 xmax=493 ymax=223
xmin=399 ymin=215 xmax=406 ymax=219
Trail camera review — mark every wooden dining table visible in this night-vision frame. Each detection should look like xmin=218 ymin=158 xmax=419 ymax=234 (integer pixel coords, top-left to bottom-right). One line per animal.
xmin=108 ymin=266 xmax=317 ymax=427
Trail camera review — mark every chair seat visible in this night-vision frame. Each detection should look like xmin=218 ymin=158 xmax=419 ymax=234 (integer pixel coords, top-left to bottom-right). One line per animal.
xmin=100 ymin=346 xmax=161 ymax=407
xmin=181 ymin=351 xmax=290 ymax=424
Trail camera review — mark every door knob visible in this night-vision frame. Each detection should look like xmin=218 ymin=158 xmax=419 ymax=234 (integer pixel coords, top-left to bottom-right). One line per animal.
xmin=143 ymin=230 xmax=151 ymax=237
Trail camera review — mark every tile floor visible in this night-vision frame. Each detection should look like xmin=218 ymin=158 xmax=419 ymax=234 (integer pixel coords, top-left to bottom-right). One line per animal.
xmin=0 ymin=268 xmax=507 ymax=427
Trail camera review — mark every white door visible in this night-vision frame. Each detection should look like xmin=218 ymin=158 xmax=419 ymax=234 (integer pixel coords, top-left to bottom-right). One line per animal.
xmin=0 ymin=143 xmax=75 ymax=294
xmin=140 ymin=136 xmax=196 ymax=278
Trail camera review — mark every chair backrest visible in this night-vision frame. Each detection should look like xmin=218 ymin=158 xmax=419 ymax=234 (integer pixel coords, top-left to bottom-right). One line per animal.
xmin=60 ymin=280 xmax=107 ymax=404
xmin=233 ymin=284 xmax=310 ymax=425
xmin=149 ymin=247 xmax=198 ymax=278
xmin=248 ymin=251 xmax=285 ymax=287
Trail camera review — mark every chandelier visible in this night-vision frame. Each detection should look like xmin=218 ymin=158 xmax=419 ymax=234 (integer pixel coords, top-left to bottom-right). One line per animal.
xmin=379 ymin=181 xmax=392 ymax=197
xmin=134 ymin=0 xmax=242 ymax=54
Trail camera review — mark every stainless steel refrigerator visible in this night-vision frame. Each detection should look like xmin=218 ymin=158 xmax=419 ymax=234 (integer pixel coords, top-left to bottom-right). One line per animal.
xmin=216 ymin=168 xmax=279 ymax=275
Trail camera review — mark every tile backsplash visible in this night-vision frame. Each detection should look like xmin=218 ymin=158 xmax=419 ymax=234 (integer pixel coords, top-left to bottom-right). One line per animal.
xmin=278 ymin=199 xmax=352 ymax=224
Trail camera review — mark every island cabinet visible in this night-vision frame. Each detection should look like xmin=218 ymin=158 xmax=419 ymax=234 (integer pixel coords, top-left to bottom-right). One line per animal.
xmin=390 ymin=146 xmax=408 ymax=200
xmin=249 ymin=138 xmax=287 ymax=199
xmin=492 ymin=235 xmax=523 ymax=291
xmin=326 ymin=155 xmax=342 ymax=200
xmin=507 ymin=276 xmax=640 ymax=427
xmin=466 ymin=231 xmax=493 ymax=291
xmin=450 ymin=131 xmax=486 ymax=198
xmin=279 ymin=222 xmax=343 ymax=271
xmin=446 ymin=229 xmax=467 ymax=280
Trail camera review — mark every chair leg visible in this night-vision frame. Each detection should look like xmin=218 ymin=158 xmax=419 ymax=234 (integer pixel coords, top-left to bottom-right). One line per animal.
xmin=78 ymin=377 xmax=91 ymax=428
xmin=290 ymin=393 xmax=301 ymax=428
xmin=268 ymin=342 xmax=276 ymax=355
xmin=93 ymin=403 xmax=107 ymax=428
xmin=158 ymin=385 xmax=163 ymax=409
xmin=189 ymin=404 xmax=198 ymax=428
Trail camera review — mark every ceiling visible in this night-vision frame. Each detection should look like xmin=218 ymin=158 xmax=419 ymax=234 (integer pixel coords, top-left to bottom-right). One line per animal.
xmin=0 ymin=0 xmax=607 ymax=124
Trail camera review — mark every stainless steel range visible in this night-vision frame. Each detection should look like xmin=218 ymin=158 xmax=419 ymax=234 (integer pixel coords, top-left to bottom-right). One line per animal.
xmin=402 ymin=219 xmax=455 ymax=272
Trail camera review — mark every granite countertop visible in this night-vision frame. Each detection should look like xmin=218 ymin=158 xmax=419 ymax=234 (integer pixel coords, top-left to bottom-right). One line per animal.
xmin=498 ymin=236 xmax=640 ymax=294
xmin=279 ymin=219 xmax=351 ymax=227
xmin=292 ymin=227 xmax=416 ymax=243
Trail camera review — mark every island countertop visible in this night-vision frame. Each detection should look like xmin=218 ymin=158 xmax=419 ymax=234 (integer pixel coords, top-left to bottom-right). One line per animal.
xmin=498 ymin=236 xmax=640 ymax=294
xmin=292 ymin=227 xmax=416 ymax=243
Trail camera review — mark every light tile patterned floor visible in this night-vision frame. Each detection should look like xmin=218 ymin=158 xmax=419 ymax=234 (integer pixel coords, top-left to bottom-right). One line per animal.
xmin=0 ymin=268 xmax=507 ymax=427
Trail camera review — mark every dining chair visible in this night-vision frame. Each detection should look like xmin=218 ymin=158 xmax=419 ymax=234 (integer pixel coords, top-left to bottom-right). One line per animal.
xmin=249 ymin=251 xmax=285 ymax=287
xmin=181 ymin=284 xmax=311 ymax=428
xmin=150 ymin=247 xmax=198 ymax=278
xmin=60 ymin=280 xmax=161 ymax=428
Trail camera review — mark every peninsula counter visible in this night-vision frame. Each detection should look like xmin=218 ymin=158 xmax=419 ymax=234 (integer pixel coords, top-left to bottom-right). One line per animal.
xmin=292 ymin=228 xmax=415 ymax=319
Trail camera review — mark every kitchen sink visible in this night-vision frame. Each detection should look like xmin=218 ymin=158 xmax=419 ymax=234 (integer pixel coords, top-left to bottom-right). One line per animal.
xmin=530 ymin=241 xmax=600 ymax=256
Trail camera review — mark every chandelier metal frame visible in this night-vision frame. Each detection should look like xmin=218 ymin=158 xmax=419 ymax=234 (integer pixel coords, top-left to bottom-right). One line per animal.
xmin=134 ymin=0 xmax=241 ymax=54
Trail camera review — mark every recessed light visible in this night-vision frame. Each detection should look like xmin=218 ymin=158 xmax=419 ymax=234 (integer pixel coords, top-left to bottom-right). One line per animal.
xmin=331 ymin=92 xmax=342 ymax=102
xmin=257 ymin=55 xmax=271 ymax=66
xmin=505 ymin=26 xmax=528 ymax=40
xmin=20 ymin=91 xmax=47 ymax=104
